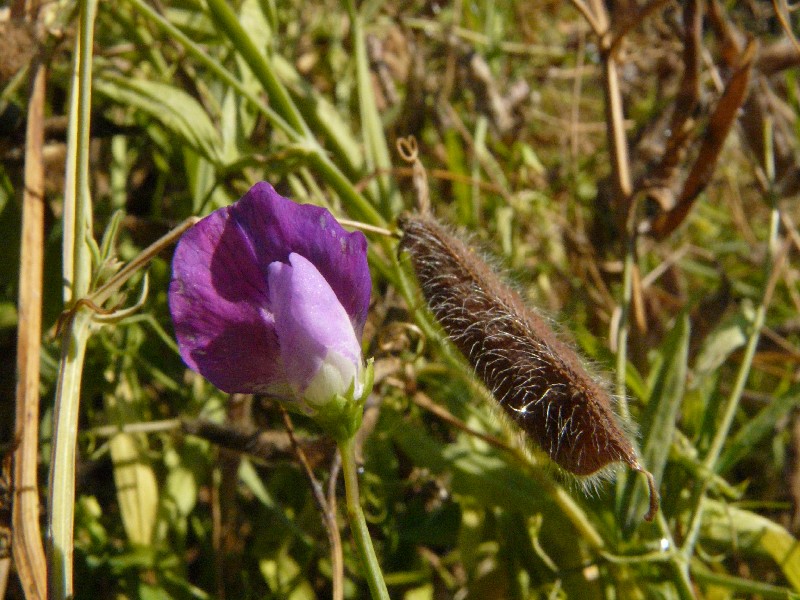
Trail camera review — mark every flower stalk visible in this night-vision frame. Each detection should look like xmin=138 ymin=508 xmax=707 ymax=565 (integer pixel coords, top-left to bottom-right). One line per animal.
xmin=339 ymin=435 xmax=390 ymax=600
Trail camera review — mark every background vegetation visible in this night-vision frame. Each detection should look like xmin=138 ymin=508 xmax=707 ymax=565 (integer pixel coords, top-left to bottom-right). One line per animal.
xmin=2 ymin=0 xmax=800 ymax=598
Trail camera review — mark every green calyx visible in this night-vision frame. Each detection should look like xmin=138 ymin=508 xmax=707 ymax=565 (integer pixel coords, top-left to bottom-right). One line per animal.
xmin=312 ymin=358 xmax=374 ymax=443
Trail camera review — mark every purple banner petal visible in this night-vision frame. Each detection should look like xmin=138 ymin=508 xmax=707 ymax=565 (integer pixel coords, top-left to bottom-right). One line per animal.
xmin=229 ymin=182 xmax=370 ymax=335
xmin=169 ymin=182 xmax=371 ymax=397
xmin=169 ymin=207 xmax=288 ymax=394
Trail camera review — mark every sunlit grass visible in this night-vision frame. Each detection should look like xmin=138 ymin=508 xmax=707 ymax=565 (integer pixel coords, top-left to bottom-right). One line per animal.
xmin=2 ymin=1 xmax=800 ymax=598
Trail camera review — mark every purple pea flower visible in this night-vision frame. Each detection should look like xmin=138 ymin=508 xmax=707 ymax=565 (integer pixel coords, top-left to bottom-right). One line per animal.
xmin=168 ymin=182 xmax=371 ymax=415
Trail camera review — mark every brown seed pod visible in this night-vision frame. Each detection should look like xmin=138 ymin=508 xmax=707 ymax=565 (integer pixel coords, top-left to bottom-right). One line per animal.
xmin=399 ymin=212 xmax=658 ymax=521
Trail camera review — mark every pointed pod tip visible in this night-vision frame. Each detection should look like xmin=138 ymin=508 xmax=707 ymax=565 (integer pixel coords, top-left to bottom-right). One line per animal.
xmin=638 ymin=466 xmax=660 ymax=522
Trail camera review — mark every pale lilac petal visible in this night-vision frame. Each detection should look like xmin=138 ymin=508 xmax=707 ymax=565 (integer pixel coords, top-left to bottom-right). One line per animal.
xmin=229 ymin=182 xmax=370 ymax=335
xmin=268 ymin=253 xmax=362 ymax=403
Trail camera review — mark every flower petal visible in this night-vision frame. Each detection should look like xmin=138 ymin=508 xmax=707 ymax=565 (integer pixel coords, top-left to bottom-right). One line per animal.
xmin=268 ymin=253 xmax=362 ymax=404
xmin=169 ymin=205 xmax=288 ymax=395
xmin=168 ymin=181 xmax=371 ymax=396
xmin=229 ymin=182 xmax=370 ymax=336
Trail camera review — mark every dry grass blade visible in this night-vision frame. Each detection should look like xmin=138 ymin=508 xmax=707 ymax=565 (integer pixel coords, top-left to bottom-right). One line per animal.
xmin=707 ymin=0 xmax=746 ymax=66
xmin=757 ymin=39 xmax=800 ymax=75
xmin=12 ymin=52 xmax=48 ymax=600
xmin=638 ymin=0 xmax=701 ymax=209
xmin=650 ymin=40 xmax=757 ymax=238
xmin=279 ymin=407 xmax=344 ymax=600
xmin=569 ymin=0 xmax=605 ymax=36
xmin=608 ymin=0 xmax=674 ymax=57
xmin=772 ymin=0 xmax=800 ymax=56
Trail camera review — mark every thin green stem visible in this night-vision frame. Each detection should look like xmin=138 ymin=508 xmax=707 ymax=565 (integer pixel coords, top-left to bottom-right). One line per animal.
xmin=655 ymin=512 xmax=696 ymax=599
xmin=48 ymin=1 xmax=98 ymax=597
xmin=691 ymin=564 xmax=798 ymax=599
xmin=518 ymin=455 xmax=606 ymax=550
xmin=681 ymin=202 xmax=779 ymax=560
xmin=47 ymin=311 xmax=92 ymax=600
xmin=72 ymin=0 xmax=98 ymax=300
xmin=309 ymin=153 xmax=385 ymax=228
xmin=61 ymin=42 xmax=79 ymax=304
xmin=123 ymin=0 xmax=297 ymax=142
xmin=204 ymin=0 xmax=310 ymax=139
xmin=338 ymin=436 xmax=390 ymax=600
xmin=124 ymin=0 xmax=387 ymax=233
xmin=614 ymin=236 xmax=634 ymax=420
xmin=345 ymin=0 xmax=397 ymax=217
xmin=667 ymin=544 xmax=697 ymax=600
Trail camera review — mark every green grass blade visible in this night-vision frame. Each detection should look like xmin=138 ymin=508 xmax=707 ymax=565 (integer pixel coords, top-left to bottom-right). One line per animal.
xmin=94 ymin=74 xmax=225 ymax=166
xmin=622 ymin=313 xmax=689 ymax=529
xmin=701 ymin=499 xmax=800 ymax=592
xmin=204 ymin=0 xmax=310 ymax=139
xmin=347 ymin=0 xmax=399 ymax=217
xmin=717 ymin=386 xmax=800 ymax=474
xmin=123 ymin=0 xmax=297 ymax=141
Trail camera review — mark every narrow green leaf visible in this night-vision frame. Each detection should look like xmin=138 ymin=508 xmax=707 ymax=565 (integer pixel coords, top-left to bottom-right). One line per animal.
xmin=623 ymin=313 xmax=689 ymax=529
xmin=272 ymin=55 xmax=365 ymax=177
xmin=94 ymin=74 xmax=224 ymax=165
xmin=642 ymin=313 xmax=690 ymax=485
xmin=702 ymin=499 xmax=800 ymax=592
xmin=717 ymin=386 xmax=800 ymax=474
xmin=347 ymin=0 xmax=399 ymax=217
xmin=204 ymin=0 xmax=309 ymax=138
xmin=238 ymin=457 xmax=277 ymax=509
xmin=98 ymin=209 xmax=124 ymax=265
xmin=691 ymin=312 xmax=749 ymax=389
xmin=692 ymin=564 xmax=800 ymax=599
xmin=442 ymin=128 xmax=472 ymax=224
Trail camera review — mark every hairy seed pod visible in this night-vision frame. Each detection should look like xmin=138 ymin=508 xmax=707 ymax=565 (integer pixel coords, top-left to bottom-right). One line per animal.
xmin=399 ymin=213 xmax=658 ymax=520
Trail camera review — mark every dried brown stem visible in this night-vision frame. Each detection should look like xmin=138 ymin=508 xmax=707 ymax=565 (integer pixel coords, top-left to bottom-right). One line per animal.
xmin=411 ymin=392 xmax=513 ymax=455
xmin=0 ymin=556 xmax=9 ymax=600
xmin=707 ymin=0 xmax=744 ymax=66
xmin=772 ymin=0 xmax=800 ymax=56
xmin=326 ymin=451 xmax=342 ymax=525
xmin=602 ymin=57 xmax=634 ymax=225
xmin=570 ymin=30 xmax=586 ymax=161
xmin=279 ymin=408 xmax=343 ymax=600
xmin=569 ymin=0 xmax=605 ymax=36
xmin=12 ymin=51 xmax=48 ymax=600
xmin=210 ymin=462 xmax=225 ymax=600
xmin=608 ymin=0 xmax=675 ymax=57
xmin=651 ymin=40 xmax=756 ymax=238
